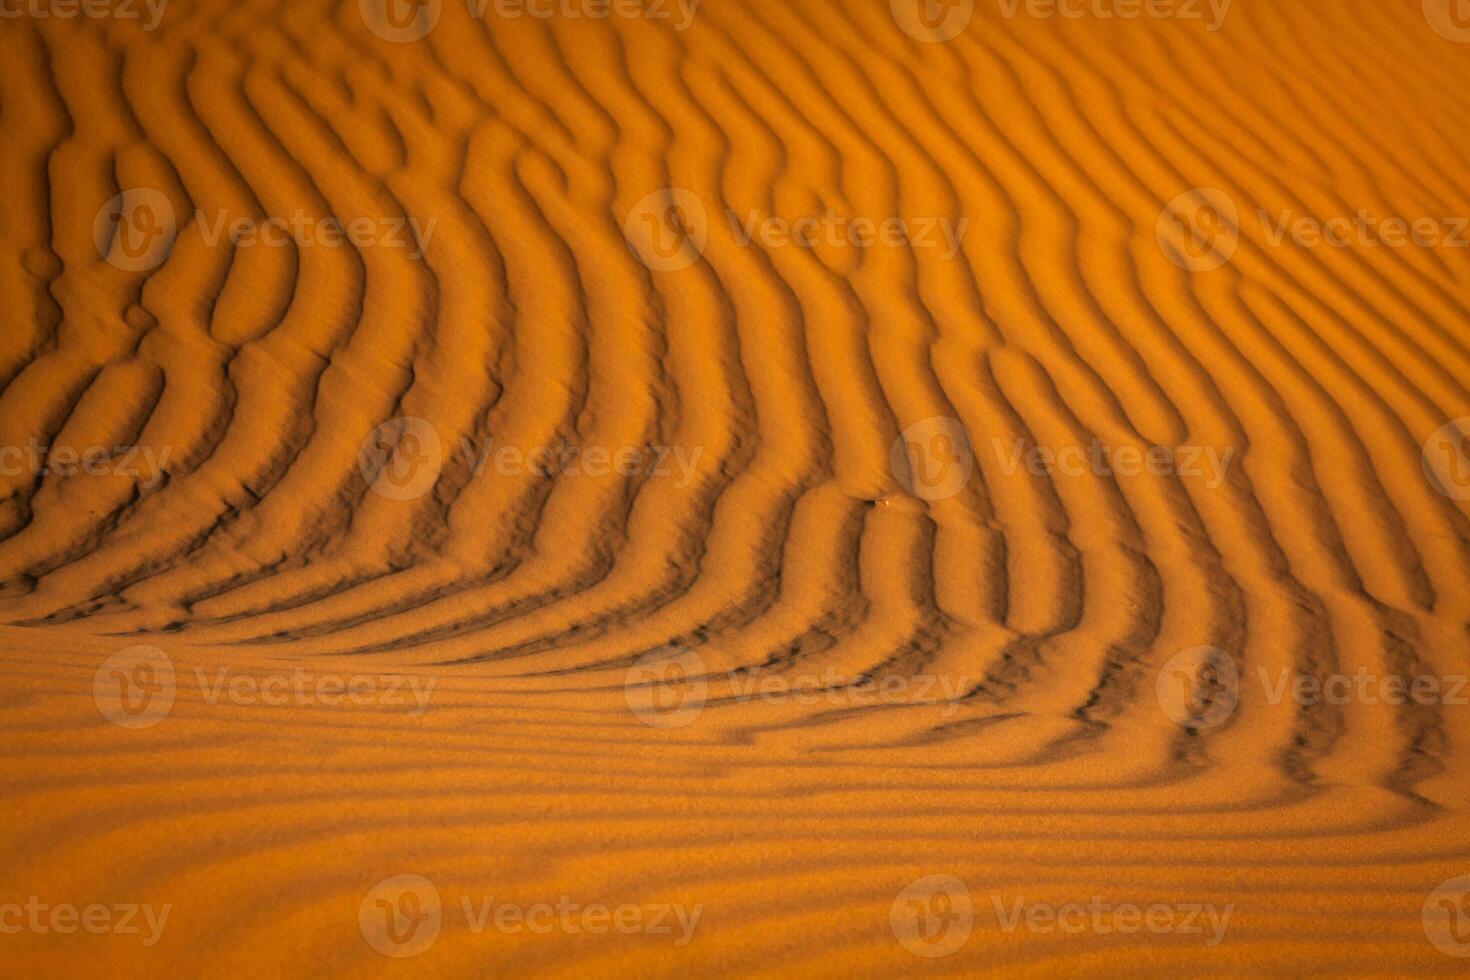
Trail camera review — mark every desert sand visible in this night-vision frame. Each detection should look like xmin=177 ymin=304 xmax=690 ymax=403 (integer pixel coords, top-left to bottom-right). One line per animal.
xmin=2 ymin=0 xmax=1470 ymax=975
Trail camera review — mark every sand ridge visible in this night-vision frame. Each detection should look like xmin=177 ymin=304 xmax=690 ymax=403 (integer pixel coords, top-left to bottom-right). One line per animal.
xmin=1 ymin=0 xmax=1470 ymax=975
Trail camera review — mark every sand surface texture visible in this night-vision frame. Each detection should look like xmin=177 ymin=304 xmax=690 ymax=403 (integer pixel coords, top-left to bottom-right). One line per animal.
xmin=3 ymin=0 xmax=1470 ymax=975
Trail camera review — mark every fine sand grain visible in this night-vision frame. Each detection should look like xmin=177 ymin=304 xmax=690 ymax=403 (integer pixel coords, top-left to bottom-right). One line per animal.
xmin=2 ymin=0 xmax=1470 ymax=975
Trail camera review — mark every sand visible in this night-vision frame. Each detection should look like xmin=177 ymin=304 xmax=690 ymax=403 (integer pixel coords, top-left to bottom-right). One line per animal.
xmin=2 ymin=0 xmax=1470 ymax=975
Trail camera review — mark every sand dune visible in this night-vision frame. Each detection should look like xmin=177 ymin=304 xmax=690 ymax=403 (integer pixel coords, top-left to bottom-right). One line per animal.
xmin=2 ymin=0 xmax=1470 ymax=974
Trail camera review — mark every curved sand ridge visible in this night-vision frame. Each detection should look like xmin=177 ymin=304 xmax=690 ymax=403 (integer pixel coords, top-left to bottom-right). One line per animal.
xmin=2 ymin=0 xmax=1470 ymax=975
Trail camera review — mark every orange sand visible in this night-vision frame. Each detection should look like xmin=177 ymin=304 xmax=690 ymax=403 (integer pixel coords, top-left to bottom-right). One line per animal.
xmin=2 ymin=0 xmax=1470 ymax=975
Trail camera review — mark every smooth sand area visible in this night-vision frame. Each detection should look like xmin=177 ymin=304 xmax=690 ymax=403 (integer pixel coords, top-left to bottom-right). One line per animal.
xmin=2 ymin=0 xmax=1470 ymax=974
